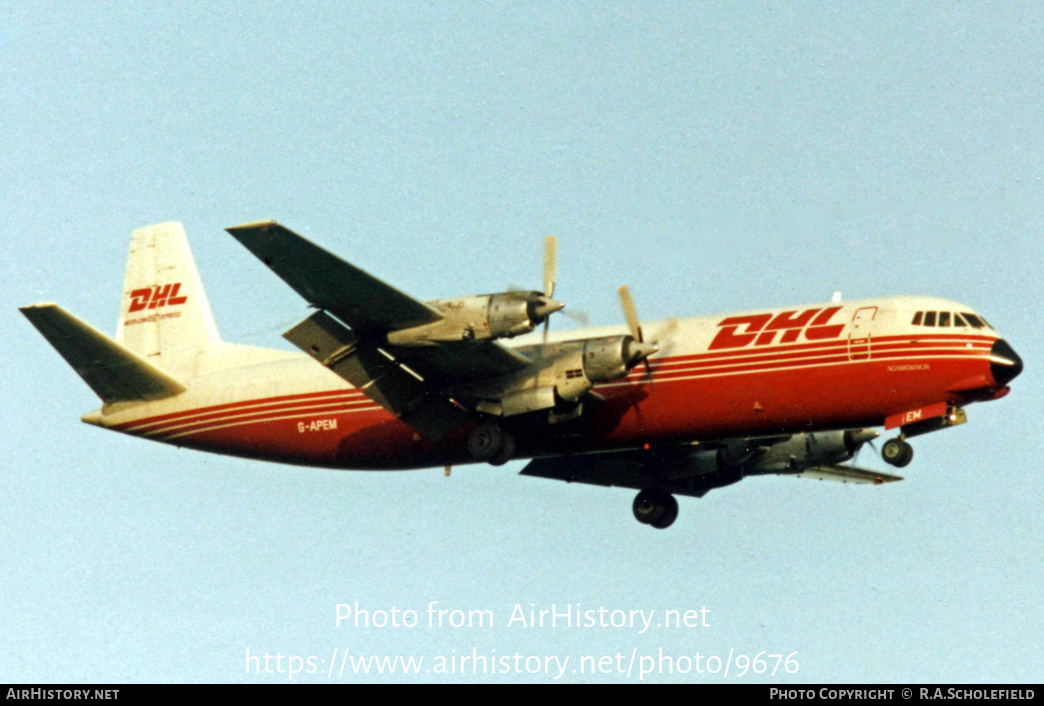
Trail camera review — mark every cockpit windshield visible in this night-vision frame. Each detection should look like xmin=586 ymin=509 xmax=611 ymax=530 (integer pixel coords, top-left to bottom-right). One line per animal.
xmin=911 ymin=310 xmax=992 ymax=329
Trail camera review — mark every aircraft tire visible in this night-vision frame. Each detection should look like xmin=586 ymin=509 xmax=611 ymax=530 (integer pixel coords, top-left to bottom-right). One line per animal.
xmin=650 ymin=493 xmax=679 ymax=529
xmin=894 ymin=441 xmax=914 ymax=468
xmin=633 ymin=488 xmax=671 ymax=526
xmin=468 ymin=423 xmax=504 ymax=461
xmin=882 ymin=438 xmax=907 ymax=467
xmin=488 ymin=432 xmax=516 ymax=467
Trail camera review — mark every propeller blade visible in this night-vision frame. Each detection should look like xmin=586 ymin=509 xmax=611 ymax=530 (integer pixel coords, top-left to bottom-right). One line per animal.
xmin=618 ymin=285 xmax=643 ymax=343
xmin=562 ymin=308 xmax=590 ymax=327
xmin=659 ymin=317 xmax=680 ymax=337
xmin=543 ymin=236 xmax=557 ymax=298
xmin=850 ymin=430 xmax=880 ymax=466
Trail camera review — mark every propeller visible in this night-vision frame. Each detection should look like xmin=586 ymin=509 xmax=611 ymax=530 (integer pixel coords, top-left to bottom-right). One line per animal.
xmin=617 ymin=286 xmax=661 ymax=374
xmin=849 ymin=429 xmax=881 ymax=467
xmin=541 ymin=236 xmax=558 ymax=343
xmin=543 ymin=236 xmax=557 ymax=299
xmin=561 ymin=308 xmax=590 ymax=327
xmin=506 ymin=235 xmax=565 ymax=343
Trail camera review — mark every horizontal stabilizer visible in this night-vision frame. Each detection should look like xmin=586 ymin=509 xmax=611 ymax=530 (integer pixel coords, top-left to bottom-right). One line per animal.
xmin=21 ymin=303 xmax=187 ymax=404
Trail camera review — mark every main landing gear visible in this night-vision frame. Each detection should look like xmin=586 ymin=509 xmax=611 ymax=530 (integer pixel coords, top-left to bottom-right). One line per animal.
xmin=633 ymin=488 xmax=679 ymax=529
xmin=467 ymin=422 xmax=516 ymax=466
xmin=881 ymin=437 xmax=914 ymax=468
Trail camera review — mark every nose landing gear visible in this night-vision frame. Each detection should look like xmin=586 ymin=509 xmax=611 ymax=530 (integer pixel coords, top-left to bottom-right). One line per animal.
xmin=881 ymin=437 xmax=914 ymax=468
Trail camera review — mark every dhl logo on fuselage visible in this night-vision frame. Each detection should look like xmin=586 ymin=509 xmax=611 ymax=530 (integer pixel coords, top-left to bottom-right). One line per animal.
xmin=709 ymin=306 xmax=845 ymax=350
xmin=128 ymin=283 xmax=188 ymax=313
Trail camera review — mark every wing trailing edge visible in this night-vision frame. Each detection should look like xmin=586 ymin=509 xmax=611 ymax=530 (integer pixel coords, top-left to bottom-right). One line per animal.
xmin=792 ymin=464 xmax=903 ymax=485
xmin=283 ymin=310 xmax=470 ymax=441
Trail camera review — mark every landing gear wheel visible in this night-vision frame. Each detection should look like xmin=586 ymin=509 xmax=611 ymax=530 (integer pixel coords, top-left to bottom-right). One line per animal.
xmin=882 ymin=438 xmax=914 ymax=468
xmin=488 ymin=432 xmax=516 ymax=466
xmin=633 ymin=489 xmax=679 ymax=529
xmin=467 ymin=423 xmax=504 ymax=462
xmin=896 ymin=442 xmax=913 ymax=468
xmin=650 ymin=494 xmax=679 ymax=529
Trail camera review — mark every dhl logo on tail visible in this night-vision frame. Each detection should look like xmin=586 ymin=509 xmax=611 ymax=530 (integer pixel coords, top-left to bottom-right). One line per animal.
xmin=128 ymin=283 xmax=188 ymax=313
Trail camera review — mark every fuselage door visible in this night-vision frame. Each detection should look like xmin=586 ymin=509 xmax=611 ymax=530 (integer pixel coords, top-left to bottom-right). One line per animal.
xmin=848 ymin=306 xmax=878 ymax=361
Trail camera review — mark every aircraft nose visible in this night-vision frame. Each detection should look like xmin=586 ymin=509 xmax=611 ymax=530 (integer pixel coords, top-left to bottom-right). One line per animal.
xmin=990 ymin=339 xmax=1024 ymax=386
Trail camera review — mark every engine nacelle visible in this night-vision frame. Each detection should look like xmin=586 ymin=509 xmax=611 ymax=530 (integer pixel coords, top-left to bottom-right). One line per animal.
xmin=686 ymin=430 xmax=874 ymax=477
xmin=386 ymin=292 xmax=563 ymax=346
xmin=486 ymin=294 xmax=537 ymax=339
xmin=678 ymin=450 xmax=746 ymax=496
xmin=496 ymin=386 xmax=558 ymax=417
xmin=463 ymin=334 xmax=657 ymax=419
xmin=581 ymin=335 xmax=658 ymax=382
xmin=755 ymin=430 xmax=877 ymax=473
xmin=753 ymin=431 xmax=853 ymax=472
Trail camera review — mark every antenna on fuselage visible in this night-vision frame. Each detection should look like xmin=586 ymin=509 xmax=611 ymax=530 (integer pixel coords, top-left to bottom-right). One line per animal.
xmin=832 ymin=291 xmax=842 ymax=303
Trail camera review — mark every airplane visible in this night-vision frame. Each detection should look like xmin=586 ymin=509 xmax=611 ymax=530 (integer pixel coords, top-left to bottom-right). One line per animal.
xmin=20 ymin=221 xmax=1024 ymax=529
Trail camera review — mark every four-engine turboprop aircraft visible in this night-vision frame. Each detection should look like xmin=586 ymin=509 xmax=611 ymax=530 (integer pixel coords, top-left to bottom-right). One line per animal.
xmin=21 ymin=221 xmax=1023 ymax=528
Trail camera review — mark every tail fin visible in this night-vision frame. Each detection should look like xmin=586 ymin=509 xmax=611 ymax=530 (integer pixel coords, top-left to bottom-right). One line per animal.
xmin=115 ymin=222 xmax=221 ymax=374
xmin=21 ymin=303 xmax=187 ymax=404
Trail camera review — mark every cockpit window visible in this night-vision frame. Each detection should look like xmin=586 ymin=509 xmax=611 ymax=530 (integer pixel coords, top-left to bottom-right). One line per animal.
xmin=913 ymin=309 xmax=992 ymax=329
xmin=961 ymin=312 xmax=985 ymax=329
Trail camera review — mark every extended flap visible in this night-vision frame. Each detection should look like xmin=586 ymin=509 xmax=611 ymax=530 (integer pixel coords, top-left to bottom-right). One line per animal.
xmin=284 ymin=311 xmax=469 ymax=441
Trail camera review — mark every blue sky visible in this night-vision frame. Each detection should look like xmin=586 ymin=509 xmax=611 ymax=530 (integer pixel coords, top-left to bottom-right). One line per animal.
xmin=2 ymin=2 xmax=1042 ymax=682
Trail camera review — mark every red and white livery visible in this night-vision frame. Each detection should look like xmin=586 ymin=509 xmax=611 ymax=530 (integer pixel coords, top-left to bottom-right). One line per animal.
xmin=21 ymin=222 xmax=1023 ymax=529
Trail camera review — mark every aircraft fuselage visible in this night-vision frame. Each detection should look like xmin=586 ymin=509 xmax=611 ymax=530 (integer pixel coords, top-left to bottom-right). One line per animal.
xmin=83 ymin=295 xmax=1018 ymax=470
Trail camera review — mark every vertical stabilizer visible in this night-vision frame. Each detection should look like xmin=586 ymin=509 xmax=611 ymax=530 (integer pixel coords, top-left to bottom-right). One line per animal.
xmin=116 ymin=222 xmax=221 ymax=374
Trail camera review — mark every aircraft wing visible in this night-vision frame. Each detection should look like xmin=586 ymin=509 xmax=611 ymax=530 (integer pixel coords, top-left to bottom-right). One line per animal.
xmin=790 ymin=464 xmax=903 ymax=485
xmin=520 ymin=451 xmax=720 ymax=499
xmin=521 ymin=453 xmax=902 ymax=497
xmin=388 ymin=342 xmax=532 ymax=385
xmin=227 ymin=220 xmax=532 ymax=387
xmin=284 ymin=310 xmax=471 ymax=441
xmin=226 ymin=221 xmax=443 ymax=334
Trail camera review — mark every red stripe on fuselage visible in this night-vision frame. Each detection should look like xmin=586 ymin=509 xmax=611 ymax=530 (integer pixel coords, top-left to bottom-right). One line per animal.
xmin=151 ymin=398 xmax=377 ymax=439
xmin=618 ymin=336 xmax=993 ymax=383
xmin=160 ymin=353 xmax=997 ymax=470
xmin=106 ymin=335 xmax=1000 ymax=470
xmin=112 ymin=389 xmax=364 ymax=432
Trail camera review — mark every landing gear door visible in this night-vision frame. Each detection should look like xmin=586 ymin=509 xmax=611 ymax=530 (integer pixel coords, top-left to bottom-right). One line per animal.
xmin=848 ymin=306 xmax=877 ymax=361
